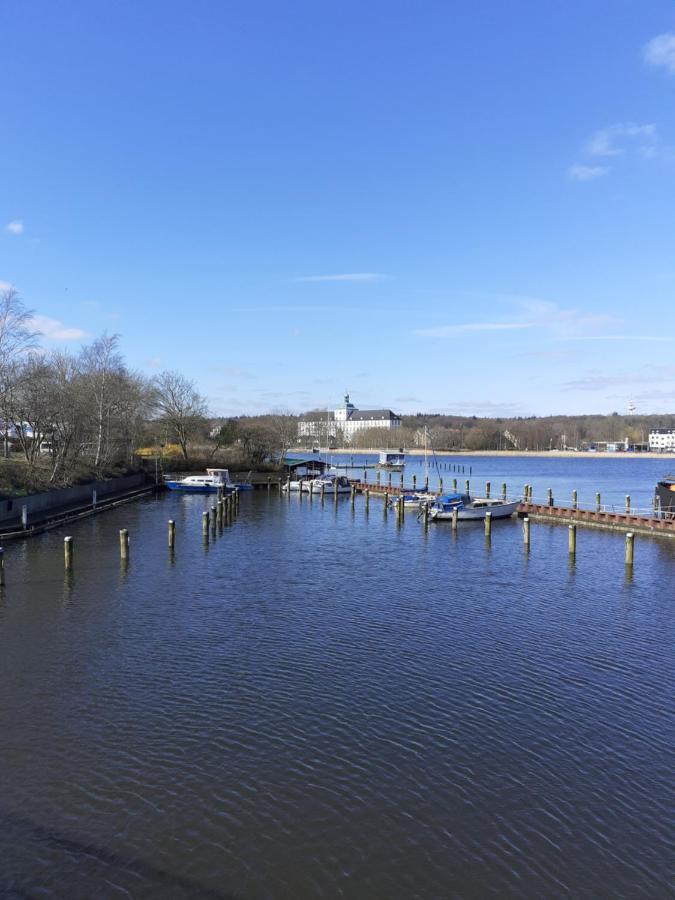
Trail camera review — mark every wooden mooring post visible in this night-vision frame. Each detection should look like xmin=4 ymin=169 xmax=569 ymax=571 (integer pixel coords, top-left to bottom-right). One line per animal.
xmin=320 ymin=482 xmax=325 ymax=504
xmin=202 ymin=510 xmax=209 ymax=538
xmin=64 ymin=536 xmax=73 ymax=570
xmin=485 ymin=481 xmax=491 ymax=499
xmin=547 ymin=487 xmax=553 ymax=507
xmin=168 ymin=520 xmax=176 ymax=549
xmin=350 ymin=484 xmax=356 ymax=508
xmin=572 ymin=490 xmax=577 ymax=510
xmin=625 ymin=495 xmax=631 ymax=514
xmin=484 ymin=511 xmax=492 ymax=537
xmin=523 ymin=516 xmax=530 ymax=547
xmin=568 ymin=524 xmax=576 ymax=557
xmin=383 ymin=491 xmax=389 ymax=516
xmin=119 ymin=529 xmax=129 ymax=560
xmin=422 ymin=502 xmax=429 ymax=531
xmin=452 ymin=478 xmax=457 ymax=491
xmin=501 ymin=482 xmax=507 ymax=501
xmin=210 ymin=506 xmax=217 ymax=536
xmin=625 ymin=532 xmax=635 ymax=567
xmin=412 ymin=474 xmax=417 ymax=490
xmin=365 ymin=488 xmax=370 ymax=512
xmin=596 ymin=492 xmax=601 ymax=512
xmin=451 ymin=507 xmax=458 ymax=531
xmin=465 ymin=479 xmax=470 ymax=494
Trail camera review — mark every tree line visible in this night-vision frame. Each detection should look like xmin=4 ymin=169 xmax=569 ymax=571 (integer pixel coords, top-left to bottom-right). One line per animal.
xmin=0 ymin=289 xmax=208 ymax=486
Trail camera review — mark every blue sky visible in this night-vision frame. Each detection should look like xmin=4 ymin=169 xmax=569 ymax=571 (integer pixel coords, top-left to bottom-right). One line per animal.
xmin=2 ymin=0 xmax=675 ymax=417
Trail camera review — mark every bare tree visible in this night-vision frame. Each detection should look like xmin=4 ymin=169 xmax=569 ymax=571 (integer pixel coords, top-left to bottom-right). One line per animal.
xmin=79 ymin=333 xmax=125 ymax=473
xmin=153 ymin=370 xmax=208 ymax=460
xmin=0 ymin=288 xmax=39 ymax=456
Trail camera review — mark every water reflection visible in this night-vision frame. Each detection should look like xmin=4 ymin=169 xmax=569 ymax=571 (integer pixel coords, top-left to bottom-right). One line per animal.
xmin=0 ymin=491 xmax=672 ymax=898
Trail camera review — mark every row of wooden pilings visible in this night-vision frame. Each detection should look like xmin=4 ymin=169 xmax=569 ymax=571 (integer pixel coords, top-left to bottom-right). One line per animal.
xmin=282 ymin=477 xmax=639 ymax=567
xmin=0 ymin=487 xmax=242 ymax=579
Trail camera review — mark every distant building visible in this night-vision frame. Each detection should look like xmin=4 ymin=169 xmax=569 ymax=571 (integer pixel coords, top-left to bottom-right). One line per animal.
xmin=649 ymin=429 xmax=675 ymax=452
xmin=298 ymin=394 xmax=401 ymax=445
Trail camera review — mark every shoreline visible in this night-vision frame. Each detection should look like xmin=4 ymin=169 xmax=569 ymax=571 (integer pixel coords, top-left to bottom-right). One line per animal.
xmin=299 ymin=448 xmax=675 ymax=461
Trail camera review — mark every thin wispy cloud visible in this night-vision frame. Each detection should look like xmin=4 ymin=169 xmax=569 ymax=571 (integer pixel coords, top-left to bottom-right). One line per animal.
xmin=414 ymin=322 xmax=534 ymax=337
xmin=644 ymin=32 xmax=675 ymax=74
xmin=568 ymin=164 xmax=609 ymax=181
xmin=5 ymin=220 xmax=24 ymax=235
xmin=295 ymin=273 xmax=387 ymax=283
xmin=569 ymin=122 xmax=659 ymax=180
xmin=559 ymin=334 xmax=673 ymax=343
xmin=0 ymin=280 xmax=13 ymax=293
xmin=587 ymin=123 xmax=656 ymax=157
xmin=564 ymin=365 xmax=675 ymax=391
xmin=31 ymin=315 xmax=87 ymax=341
xmin=415 ymin=299 xmax=622 ymax=341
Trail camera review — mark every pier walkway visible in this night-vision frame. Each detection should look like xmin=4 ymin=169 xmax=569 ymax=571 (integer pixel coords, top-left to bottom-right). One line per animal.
xmin=347 ymin=479 xmax=675 ymax=539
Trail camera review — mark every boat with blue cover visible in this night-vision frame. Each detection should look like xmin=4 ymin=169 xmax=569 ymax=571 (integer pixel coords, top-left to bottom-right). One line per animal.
xmin=429 ymin=492 xmax=519 ymax=521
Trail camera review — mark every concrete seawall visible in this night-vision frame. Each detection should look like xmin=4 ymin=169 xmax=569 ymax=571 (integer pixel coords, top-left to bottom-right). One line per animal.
xmin=0 ymin=473 xmax=151 ymax=531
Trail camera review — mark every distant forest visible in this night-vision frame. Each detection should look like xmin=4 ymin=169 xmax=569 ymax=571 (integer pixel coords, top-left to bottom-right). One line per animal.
xmin=384 ymin=413 xmax=675 ymax=451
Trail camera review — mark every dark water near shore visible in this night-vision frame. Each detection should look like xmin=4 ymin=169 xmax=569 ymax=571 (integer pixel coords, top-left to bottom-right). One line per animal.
xmin=1 ymin=459 xmax=673 ymax=898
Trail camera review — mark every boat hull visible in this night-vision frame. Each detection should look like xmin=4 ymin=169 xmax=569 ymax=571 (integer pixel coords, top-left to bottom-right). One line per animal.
xmin=165 ymin=482 xmax=230 ymax=493
xmin=430 ymin=500 xmax=519 ymax=521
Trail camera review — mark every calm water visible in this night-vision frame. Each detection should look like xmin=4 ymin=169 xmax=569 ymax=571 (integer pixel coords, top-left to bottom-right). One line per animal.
xmin=1 ymin=460 xmax=673 ymax=898
xmin=329 ymin=452 xmax=674 ymax=513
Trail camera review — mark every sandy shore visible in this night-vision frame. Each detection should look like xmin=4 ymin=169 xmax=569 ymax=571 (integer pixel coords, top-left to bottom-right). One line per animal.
xmin=302 ymin=448 xmax=675 ymax=460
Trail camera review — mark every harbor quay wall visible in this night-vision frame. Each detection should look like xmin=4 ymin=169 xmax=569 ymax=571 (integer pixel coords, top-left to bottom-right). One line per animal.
xmin=348 ymin=481 xmax=675 ymax=538
xmin=517 ymin=502 xmax=675 ymax=538
xmin=0 ymin=473 xmax=149 ymax=526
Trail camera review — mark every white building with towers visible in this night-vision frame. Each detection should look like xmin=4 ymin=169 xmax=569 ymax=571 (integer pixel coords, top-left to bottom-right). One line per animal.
xmin=298 ymin=393 xmax=402 ymax=445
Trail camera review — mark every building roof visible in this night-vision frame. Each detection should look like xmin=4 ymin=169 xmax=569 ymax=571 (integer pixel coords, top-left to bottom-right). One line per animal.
xmin=299 ymin=411 xmax=335 ymax=421
xmin=350 ymin=409 xmax=400 ymax=421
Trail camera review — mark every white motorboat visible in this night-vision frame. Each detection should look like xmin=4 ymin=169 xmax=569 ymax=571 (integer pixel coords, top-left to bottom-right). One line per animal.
xmin=428 ymin=493 xmax=519 ymax=521
xmin=164 ymin=468 xmax=235 ymax=493
xmin=399 ymin=491 xmax=436 ymax=510
xmin=301 ymin=474 xmax=352 ymax=494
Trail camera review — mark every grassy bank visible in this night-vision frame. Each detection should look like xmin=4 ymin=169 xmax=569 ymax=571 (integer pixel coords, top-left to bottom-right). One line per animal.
xmin=0 ymin=457 xmax=142 ymax=499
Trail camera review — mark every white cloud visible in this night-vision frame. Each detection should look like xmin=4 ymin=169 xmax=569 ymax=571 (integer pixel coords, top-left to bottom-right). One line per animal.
xmin=415 ymin=299 xmax=623 ymax=341
xmin=0 ymin=280 xmax=13 ymax=293
xmin=414 ymin=322 xmax=535 ymax=338
xmin=568 ymin=164 xmax=609 ymax=181
xmin=145 ymin=356 xmax=161 ymax=368
xmin=586 ymin=123 xmax=656 ymax=157
xmin=5 ymin=220 xmax=24 ymax=235
xmin=31 ymin=315 xmax=87 ymax=341
xmin=644 ymin=32 xmax=675 ymax=73
xmin=559 ymin=334 xmax=673 ymax=343
xmin=295 ymin=273 xmax=387 ymax=283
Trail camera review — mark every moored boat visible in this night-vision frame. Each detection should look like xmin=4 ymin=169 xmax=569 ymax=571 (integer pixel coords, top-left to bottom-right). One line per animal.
xmin=301 ymin=474 xmax=352 ymax=494
xmin=377 ymin=449 xmax=405 ymax=470
xmin=429 ymin=493 xmax=519 ymax=521
xmin=164 ymin=468 xmax=235 ymax=493
xmin=654 ymin=474 xmax=675 ymax=518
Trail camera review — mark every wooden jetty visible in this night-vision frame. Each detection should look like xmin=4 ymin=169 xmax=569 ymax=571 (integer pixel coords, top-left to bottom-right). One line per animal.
xmin=348 ymin=480 xmax=675 ymax=539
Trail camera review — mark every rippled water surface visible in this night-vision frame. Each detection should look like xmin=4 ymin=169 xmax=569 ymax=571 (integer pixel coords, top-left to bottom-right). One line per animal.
xmin=1 ymin=484 xmax=673 ymax=898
